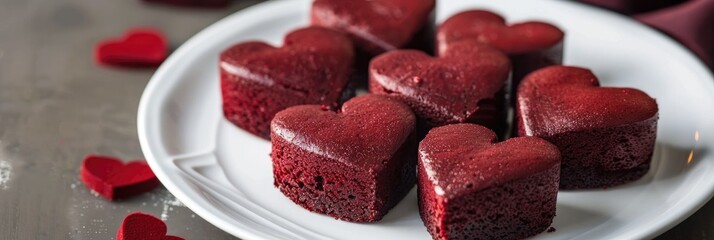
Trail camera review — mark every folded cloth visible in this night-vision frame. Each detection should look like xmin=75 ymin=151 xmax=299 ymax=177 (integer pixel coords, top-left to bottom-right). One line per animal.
xmin=581 ymin=0 xmax=714 ymax=69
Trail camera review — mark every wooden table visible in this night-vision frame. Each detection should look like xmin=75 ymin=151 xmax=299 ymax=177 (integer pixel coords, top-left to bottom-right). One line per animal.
xmin=0 ymin=0 xmax=711 ymax=239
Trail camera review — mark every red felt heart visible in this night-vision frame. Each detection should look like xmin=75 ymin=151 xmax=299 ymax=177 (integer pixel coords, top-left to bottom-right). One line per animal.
xmin=369 ymin=41 xmax=510 ymax=132
xmin=96 ymin=28 xmax=168 ymax=68
xmin=418 ymin=124 xmax=560 ymax=239
xmin=516 ymin=66 xmax=658 ymax=189
xmin=117 ymin=212 xmax=184 ymax=240
xmin=437 ymin=10 xmax=564 ymax=55
xmin=80 ymin=155 xmax=159 ymax=200
xmin=311 ymin=0 xmax=436 ymax=55
xmin=221 ymin=26 xmax=354 ymax=139
xmin=142 ymin=0 xmax=228 ymax=8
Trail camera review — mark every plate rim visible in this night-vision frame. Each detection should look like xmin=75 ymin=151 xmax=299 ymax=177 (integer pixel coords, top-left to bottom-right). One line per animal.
xmin=137 ymin=0 xmax=714 ymax=239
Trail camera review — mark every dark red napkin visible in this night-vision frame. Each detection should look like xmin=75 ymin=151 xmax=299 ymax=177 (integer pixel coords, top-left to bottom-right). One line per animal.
xmin=581 ymin=0 xmax=714 ymax=69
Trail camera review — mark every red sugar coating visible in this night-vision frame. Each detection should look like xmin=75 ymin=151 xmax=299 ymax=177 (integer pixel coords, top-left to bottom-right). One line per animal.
xmin=271 ymin=94 xmax=417 ymax=222
xmin=221 ymin=26 xmax=354 ymax=139
xmin=95 ymin=28 xmax=168 ymax=68
xmin=437 ymin=10 xmax=564 ymax=104
xmin=117 ymin=212 xmax=184 ymax=240
xmin=369 ymin=41 xmax=511 ymax=136
xmin=418 ymin=124 xmax=560 ymax=240
xmin=517 ymin=66 xmax=659 ymax=189
xmin=311 ymin=0 xmax=436 ymax=55
xmin=80 ymin=155 xmax=160 ymax=200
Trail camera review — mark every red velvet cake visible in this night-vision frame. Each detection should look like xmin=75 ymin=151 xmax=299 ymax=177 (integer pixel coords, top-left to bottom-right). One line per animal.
xmin=221 ymin=26 xmax=354 ymax=139
xmin=311 ymin=0 xmax=436 ymax=55
xmin=517 ymin=66 xmax=659 ymax=189
xmin=369 ymin=41 xmax=511 ymax=136
xmin=271 ymin=94 xmax=417 ymax=222
xmin=418 ymin=124 xmax=561 ymax=240
xmin=437 ymin=10 xmax=564 ymax=102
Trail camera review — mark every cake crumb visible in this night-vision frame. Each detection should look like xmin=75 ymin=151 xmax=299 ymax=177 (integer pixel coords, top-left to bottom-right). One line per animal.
xmin=412 ymin=76 xmax=422 ymax=85
xmin=547 ymin=227 xmax=557 ymax=233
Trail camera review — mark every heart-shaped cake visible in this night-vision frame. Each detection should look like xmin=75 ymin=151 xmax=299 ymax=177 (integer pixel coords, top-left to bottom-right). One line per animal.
xmin=369 ymin=41 xmax=511 ymax=136
xmin=517 ymin=66 xmax=659 ymax=189
xmin=437 ymin=10 xmax=564 ymax=103
xmin=271 ymin=94 xmax=417 ymax=222
xmin=311 ymin=0 xmax=436 ymax=56
xmin=95 ymin=28 xmax=168 ymax=68
xmin=418 ymin=124 xmax=560 ymax=240
xmin=221 ymin=26 xmax=354 ymax=139
xmin=80 ymin=155 xmax=160 ymax=200
xmin=117 ymin=212 xmax=183 ymax=240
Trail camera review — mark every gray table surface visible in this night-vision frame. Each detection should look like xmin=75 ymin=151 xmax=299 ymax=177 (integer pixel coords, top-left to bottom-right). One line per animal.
xmin=0 ymin=0 xmax=712 ymax=239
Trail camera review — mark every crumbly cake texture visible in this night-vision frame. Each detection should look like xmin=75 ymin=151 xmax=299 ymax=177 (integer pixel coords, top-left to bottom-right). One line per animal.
xmin=271 ymin=94 xmax=417 ymax=222
xmin=369 ymin=41 xmax=511 ymax=137
xmin=437 ymin=9 xmax=564 ymax=104
xmin=221 ymin=26 xmax=354 ymax=139
xmin=418 ymin=124 xmax=561 ymax=240
xmin=311 ymin=0 xmax=436 ymax=56
xmin=517 ymin=66 xmax=659 ymax=189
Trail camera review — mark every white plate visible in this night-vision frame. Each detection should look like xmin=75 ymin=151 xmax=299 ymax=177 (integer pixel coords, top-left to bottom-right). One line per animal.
xmin=138 ymin=0 xmax=714 ymax=239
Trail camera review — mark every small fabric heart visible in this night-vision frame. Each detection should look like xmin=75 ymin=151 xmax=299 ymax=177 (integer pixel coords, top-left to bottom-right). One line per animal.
xmin=80 ymin=155 xmax=160 ymax=200
xmin=117 ymin=212 xmax=184 ymax=240
xmin=95 ymin=28 xmax=168 ymax=68
xmin=141 ymin=0 xmax=229 ymax=8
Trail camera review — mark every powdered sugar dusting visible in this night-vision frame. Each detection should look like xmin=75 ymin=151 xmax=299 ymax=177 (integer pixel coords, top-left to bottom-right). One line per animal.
xmin=68 ymin=176 xmax=190 ymax=238
xmin=160 ymin=194 xmax=185 ymax=221
xmin=0 ymin=160 xmax=11 ymax=190
xmin=0 ymin=141 xmax=11 ymax=190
